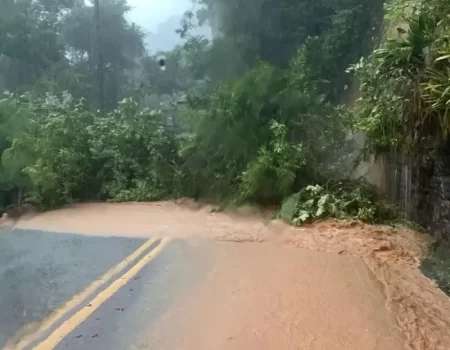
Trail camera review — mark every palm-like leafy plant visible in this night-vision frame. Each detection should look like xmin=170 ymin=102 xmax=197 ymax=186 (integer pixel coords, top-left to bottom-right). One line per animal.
xmin=353 ymin=8 xmax=450 ymax=154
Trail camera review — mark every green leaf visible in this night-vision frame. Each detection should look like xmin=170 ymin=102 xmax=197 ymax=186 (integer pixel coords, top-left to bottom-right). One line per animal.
xmin=279 ymin=193 xmax=300 ymax=221
xmin=436 ymin=54 xmax=450 ymax=62
xmin=297 ymin=210 xmax=311 ymax=223
xmin=316 ymin=194 xmax=331 ymax=217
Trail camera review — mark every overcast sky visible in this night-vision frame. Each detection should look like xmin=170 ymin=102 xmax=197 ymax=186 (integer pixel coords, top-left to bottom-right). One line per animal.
xmin=127 ymin=0 xmax=192 ymax=32
xmin=125 ymin=0 xmax=211 ymax=52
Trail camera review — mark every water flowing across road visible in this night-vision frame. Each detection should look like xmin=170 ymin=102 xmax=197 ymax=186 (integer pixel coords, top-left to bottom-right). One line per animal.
xmin=4 ymin=200 xmax=450 ymax=350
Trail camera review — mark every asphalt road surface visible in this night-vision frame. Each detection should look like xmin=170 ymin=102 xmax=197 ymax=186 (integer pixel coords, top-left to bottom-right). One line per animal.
xmin=0 ymin=228 xmax=215 ymax=350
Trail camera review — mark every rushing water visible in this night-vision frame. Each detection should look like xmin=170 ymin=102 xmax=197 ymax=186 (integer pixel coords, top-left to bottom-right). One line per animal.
xmin=13 ymin=201 xmax=450 ymax=349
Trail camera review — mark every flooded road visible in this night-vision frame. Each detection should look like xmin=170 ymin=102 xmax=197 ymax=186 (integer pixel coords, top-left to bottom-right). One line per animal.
xmin=4 ymin=200 xmax=450 ymax=349
xmin=148 ymin=242 xmax=403 ymax=350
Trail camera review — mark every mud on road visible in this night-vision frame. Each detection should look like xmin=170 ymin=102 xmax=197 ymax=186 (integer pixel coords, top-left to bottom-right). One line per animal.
xmin=12 ymin=200 xmax=450 ymax=350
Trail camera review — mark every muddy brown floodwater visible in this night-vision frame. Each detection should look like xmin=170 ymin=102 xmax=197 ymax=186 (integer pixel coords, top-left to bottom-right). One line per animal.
xmin=13 ymin=200 xmax=450 ymax=350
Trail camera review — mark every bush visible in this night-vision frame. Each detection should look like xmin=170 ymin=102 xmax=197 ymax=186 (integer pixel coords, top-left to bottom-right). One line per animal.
xmin=279 ymin=179 xmax=398 ymax=224
xmin=181 ymin=54 xmax=350 ymax=202
xmin=90 ymin=97 xmax=183 ymax=202
xmin=239 ymin=121 xmax=306 ymax=203
xmin=3 ymin=93 xmax=96 ymax=208
xmin=0 ymin=94 xmax=184 ymax=208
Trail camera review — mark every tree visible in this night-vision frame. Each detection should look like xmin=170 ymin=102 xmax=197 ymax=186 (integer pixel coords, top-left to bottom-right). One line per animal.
xmin=94 ymin=0 xmax=105 ymax=112
xmin=0 ymin=0 xmax=71 ymax=92
xmin=60 ymin=0 xmax=145 ymax=109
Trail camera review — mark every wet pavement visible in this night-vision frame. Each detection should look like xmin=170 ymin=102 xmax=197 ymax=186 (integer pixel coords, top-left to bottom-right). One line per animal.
xmin=0 ymin=228 xmax=145 ymax=348
xmin=0 ymin=226 xmax=214 ymax=350
xmin=54 ymin=239 xmax=213 ymax=350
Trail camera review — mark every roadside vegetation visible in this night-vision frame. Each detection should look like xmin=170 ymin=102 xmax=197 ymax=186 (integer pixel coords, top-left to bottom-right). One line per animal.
xmin=1 ymin=1 xmax=450 ymax=244
xmin=0 ymin=0 xmax=384 ymax=215
xmin=279 ymin=179 xmax=398 ymax=224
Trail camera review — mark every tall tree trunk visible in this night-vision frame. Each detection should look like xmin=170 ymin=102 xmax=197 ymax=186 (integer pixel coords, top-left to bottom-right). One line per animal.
xmin=94 ymin=0 xmax=104 ymax=112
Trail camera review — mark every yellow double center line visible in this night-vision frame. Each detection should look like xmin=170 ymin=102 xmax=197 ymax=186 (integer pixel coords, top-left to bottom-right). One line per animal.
xmin=5 ymin=237 xmax=170 ymax=350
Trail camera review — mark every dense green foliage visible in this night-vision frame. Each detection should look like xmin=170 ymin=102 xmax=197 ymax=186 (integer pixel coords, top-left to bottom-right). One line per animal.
xmin=0 ymin=0 xmax=144 ymax=109
xmin=0 ymin=94 xmax=181 ymax=209
xmin=180 ymin=57 xmax=351 ymax=203
xmin=279 ymin=179 xmax=397 ymax=224
xmin=351 ymin=0 xmax=450 ymax=158
xmin=0 ymin=0 xmax=389 ymax=212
